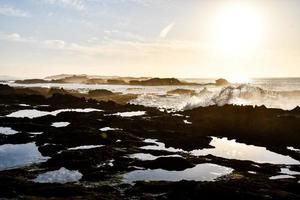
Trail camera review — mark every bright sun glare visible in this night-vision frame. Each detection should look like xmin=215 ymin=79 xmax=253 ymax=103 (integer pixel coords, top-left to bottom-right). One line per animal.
xmin=212 ymin=3 xmax=264 ymax=55
xmin=210 ymin=3 xmax=264 ymax=83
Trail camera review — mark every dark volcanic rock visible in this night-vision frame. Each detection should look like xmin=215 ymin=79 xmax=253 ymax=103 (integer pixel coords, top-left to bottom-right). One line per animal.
xmin=88 ymin=89 xmax=114 ymax=96
xmin=0 ymin=84 xmax=300 ymax=200
xmin=0 ymin=84 xmax=15 ymax=95
xmin=107 ymin=79 xmax=127 ymax=85
xmin=134 ymin=157 xmax=194 ymax=171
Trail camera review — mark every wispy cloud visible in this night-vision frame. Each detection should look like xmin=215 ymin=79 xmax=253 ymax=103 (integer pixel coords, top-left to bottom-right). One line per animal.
xmin=103 ymin=30 xmax=145 ymax=42
xmin=160 ymin=22 xmax=175 ymax=38
xmin=0 ymin=5 xmax=30 ymax=17
xmin=0 ymin=31 xmax=202 ymax=59
xmin=0 ymin=32 xmax=36 ymax=43
xmin=43 ymin=0 xmax=85 ymax=10
xmin=58 ymin=39 xmax=201 ymax=58
xmin=44 ymin=40 xmax=66 ymax=49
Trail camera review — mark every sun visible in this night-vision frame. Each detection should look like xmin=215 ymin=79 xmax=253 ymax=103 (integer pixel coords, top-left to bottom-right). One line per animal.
xmin=212 ymin=3 xmax=264 ymax=55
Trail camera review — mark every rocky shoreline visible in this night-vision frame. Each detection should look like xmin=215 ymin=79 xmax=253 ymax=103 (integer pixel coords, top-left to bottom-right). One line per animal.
xmin=0 ymin=84 xmax=299 ymax=199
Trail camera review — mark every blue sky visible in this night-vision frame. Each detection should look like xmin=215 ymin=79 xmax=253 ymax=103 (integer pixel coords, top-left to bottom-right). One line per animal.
xmin=0 ymin=0 xmax=300 ymax=78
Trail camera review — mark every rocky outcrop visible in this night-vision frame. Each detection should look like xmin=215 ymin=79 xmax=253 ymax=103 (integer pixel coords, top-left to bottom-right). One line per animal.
xmin=130 ymin=78 xmax=185 ymax=86
xmin=106 ymin=79 xmax=127 ymax=85
xmin=88 ymin=89 xmax=114 ymax=96
xmin=15 ymin=79 xmax=49 ymax=84
xmin=14 ymin=76 xmax=200 ymax=86
xmin=0 ymin=84 xmax=15 ymax=95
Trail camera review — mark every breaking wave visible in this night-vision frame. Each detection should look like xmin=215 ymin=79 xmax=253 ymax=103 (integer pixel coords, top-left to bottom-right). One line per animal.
xmin=130 ymin=84 xmax=300 ymax=111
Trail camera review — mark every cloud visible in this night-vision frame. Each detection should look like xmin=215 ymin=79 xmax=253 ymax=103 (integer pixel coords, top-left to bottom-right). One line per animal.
xmin=87 ymin=37 xmax=99 ymax=43
xmin=0 ymin=31 xmax=202 ymax=60
xmin=103 ymin=30 xmax=145 ymax=41
xmin=0 ymin=5 xmax=30 ymax=17
xmin=60 ymin=39 xmax=201 ymax=59
xmin=160 ymin=22 xmax=175 ymax=38
xmin=43 ymin=0 xmax=85 ymax=10
xmin=44 ymin=40 xmax=66 ymax=49
xmin=0 ymin=32 xmax=36 ymax=43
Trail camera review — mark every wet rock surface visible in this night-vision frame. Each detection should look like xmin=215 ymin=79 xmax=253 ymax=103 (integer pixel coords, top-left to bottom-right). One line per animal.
xmin=0 ymin=84 xmax=299 ymax=199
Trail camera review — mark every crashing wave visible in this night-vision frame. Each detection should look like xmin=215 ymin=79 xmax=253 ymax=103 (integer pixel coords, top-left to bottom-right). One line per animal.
xmin=131 ymin=84 xmax=300 ymax=111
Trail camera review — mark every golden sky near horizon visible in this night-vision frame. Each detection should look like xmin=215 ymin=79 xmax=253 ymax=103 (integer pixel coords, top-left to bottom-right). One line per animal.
xmin=0 ymin=0 xmax=299 ymax=80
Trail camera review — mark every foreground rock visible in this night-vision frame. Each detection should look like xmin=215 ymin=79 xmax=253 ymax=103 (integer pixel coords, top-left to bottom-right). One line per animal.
xmin=0 ymin=84 xmax=299 ymax=199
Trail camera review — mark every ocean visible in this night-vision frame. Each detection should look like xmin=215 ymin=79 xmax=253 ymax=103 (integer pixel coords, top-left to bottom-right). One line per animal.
xmin=3 ymin=78 xmax=300 ymax=111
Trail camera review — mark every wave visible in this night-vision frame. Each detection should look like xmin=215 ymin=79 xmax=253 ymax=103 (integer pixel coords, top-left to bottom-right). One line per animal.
xmin=131 ymin=84 xmax=300 ymax=111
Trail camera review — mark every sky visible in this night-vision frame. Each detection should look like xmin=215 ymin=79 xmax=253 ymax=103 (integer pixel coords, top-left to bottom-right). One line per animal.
xmin=0 ymin=0 xmax=300 ymax=79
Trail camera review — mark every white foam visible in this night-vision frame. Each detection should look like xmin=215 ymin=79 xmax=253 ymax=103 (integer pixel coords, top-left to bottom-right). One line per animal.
xmin=131 ymin=85 xmax=300 ymax=111
xmin=33 ymin=167 xmax=82 ymax=183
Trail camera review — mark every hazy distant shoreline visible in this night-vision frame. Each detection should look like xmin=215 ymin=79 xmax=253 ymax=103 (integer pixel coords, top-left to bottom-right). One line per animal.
xmin=11 ymin=74 xmax=231 ymax=87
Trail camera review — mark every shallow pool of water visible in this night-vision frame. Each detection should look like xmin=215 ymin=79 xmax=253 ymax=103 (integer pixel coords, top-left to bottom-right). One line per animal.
xmin=129 ymin=153 xmax=182 ymax=161
xmin=141 ymin=139 xmax=185 ymax=153
xmin=183 ymin=120 xmax=192 ymax=124
xmin=280 ymin=168 xmax=300 ymax=175
xmin=7 ymin=108 xmax=103 ymax=119
xmin=33 ymin=167 xmax=82 ymax=183
xmin=0 ymin=127 xmax=18 ymax=135
xmin=0 ymin=143 xmax=49 ymax=171
xmin=110 ymin=111 xmax=146 ymax=117
xmin=51 ymin=122 xmax=70 ymax=128
xmin=100 ymin=127 xmax=121 ymax=131
xmin=29 ymin=132 xmax=43 ymax=135
xmin=123 ymin=163 xmax=233 ymax=183
xmin=190 ymin=137 xmax=300 ymax=165
xmin=67 ymin=145 xmax=104 ymax=150
xmin=287 ymin=146 xmax=300 ymax=152
xmin=269 ymin=175 xmax=296 ymax=180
